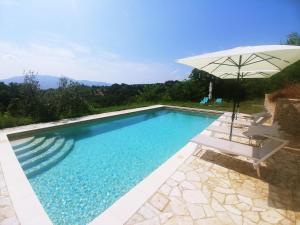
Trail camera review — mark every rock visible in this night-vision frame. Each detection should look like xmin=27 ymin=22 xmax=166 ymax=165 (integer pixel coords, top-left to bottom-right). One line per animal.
xmin=224 ymin=205 xmax=242 ymax=215
xmin=166 ymin=179 xmax=178 ymax=187
xmin=211 ymin=199 xmax=226 ymax=212
xmin=167 ymin=197 xmax=189 ymax=216
xmin=126 ymin=213 xmax=145 ymax=224
xmin=182 ymin=190 xmax=208 ymax=204
xmin=212 ymin=191 xmax=225 ymax=204
xmin=159 ymin=212 xmax=173 ymax=224
xmin=195 ymin=217 xmax=223 ymax=225
xmin=0 ymin=217 xmax=19 ymax=225
xmin=215 ymin=187 xmax=235 ymax=194
xmin=216 ymin=212 xmax=235 ymax=225
xmin=186 ymin=171 xmax=201 ymax=182
xmin=160 ymin=184 xmax=171 ymax=196
xmin=237 ymin=195 xmax=252 ymax=206
xmin=225 ymin=195 xmax=239 ymax=205
xmin=186 ymin=204 xmax=206 ymax=219
xmin=235 ymin=202 xmax=251 ymax=211
xmin=164 ymin=216 xmax=193 ymax=225
xmin=243 ymin=218 xmax=257 ymax=225
xmin=138 ymin=204 xmax=159 ymax=219
xmin=180 ymin=181 xmax=196 ymax=190
xmin=253 ymin=198 xmax=268 ymax=209
xmin=172 ymin=172 xmax=185 ymax=182
xmin=136 ymin=217 xmax=160 ymax=225
xmin=228 ymin=213 xmax=243 ymax=225
xmin=203 ymin=204 xmax=215 ymax=217
xmin=243 ymin=211 xmax=260 ymax=223
xmin=149 ymin=193 xmax=169 ymax=211
xmin=170 ymin=187 xmax=181 ymax=197
xmin=260 ymin=210 xmax=284 ymax=224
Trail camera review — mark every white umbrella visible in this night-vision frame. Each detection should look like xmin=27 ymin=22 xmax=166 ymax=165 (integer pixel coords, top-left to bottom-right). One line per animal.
xmin=177 ymin=45 xmax=300 ymax=140
xmin=213 ymin=70 xmax=279 ymax=79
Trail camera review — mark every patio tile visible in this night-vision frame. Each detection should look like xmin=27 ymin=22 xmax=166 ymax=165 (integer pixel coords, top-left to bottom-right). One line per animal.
xmin=149 ymin=193 xmax=169 ymax=211
xmin=260 ymin=209 xmax=285 ymax=224
xmin=0 ymin=165 xmax=19 ymax=225
xmin=125 ymin=147 xmax=300 ymax=225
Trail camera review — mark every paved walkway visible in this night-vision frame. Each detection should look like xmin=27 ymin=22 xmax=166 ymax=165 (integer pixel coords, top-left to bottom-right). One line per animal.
xmin=125 ymin=147 xmax=300 ymax=225
xmin=0 ymin=165 xmax=19 ymax=225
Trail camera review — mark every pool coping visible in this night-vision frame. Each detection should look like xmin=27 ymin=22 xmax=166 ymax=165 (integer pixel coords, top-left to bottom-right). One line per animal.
xmin=0 ymin=105 xmax=223 ymax=225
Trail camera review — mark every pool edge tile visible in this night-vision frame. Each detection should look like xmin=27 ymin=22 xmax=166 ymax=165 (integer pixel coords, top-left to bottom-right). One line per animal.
xmin=0 ymin=133 xmax=53 ymax=225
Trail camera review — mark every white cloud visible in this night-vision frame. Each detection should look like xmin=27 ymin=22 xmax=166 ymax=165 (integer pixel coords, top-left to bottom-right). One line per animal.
xmin=0 ymin=40 xmax=186 ymax=84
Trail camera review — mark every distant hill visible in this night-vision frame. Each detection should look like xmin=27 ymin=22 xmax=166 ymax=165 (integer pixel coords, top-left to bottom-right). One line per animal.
xmin=1 ymin=75 xmax=110 ymax=89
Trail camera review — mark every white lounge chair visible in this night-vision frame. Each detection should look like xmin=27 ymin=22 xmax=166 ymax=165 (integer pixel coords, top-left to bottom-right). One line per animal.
xmin=207 ymin=125 xmax=249 ymax=139
xmin=245 ymin=122 xmax=280 ymax=137
xmin=218 ymin=112 xmax=271 ymax=127
xmin=218 ymin=112 xmax=270 ymax=127
xmin=223 ymin=111 xmax=270 ymax=121
xmin=207 ymin=122 xmax=280 ymax=140
xmin=217 ymin=116 xmax=253 ymax=126
xmin=190 ymin=134 xmax=288 ymax=177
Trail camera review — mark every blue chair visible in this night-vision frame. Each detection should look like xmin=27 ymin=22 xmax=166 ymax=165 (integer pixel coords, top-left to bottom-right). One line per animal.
xmin=200 ymin=97 xmax=209 ymax=104
xmin=215 ymin=98 xmax=222 ymax=104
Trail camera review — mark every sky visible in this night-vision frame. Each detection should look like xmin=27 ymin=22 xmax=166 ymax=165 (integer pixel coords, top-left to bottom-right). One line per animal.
xmin=0 ymin=0 xmax=299 ymax=84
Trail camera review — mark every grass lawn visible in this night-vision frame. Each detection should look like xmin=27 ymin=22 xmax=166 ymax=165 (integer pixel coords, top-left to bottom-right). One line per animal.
xmin=0 ymin=99 xmax=264 ymax=129
xmin=162 ymin=99 xmax=265 ymax=114
xmin=91 ymin=99 xmax=265 ymax=115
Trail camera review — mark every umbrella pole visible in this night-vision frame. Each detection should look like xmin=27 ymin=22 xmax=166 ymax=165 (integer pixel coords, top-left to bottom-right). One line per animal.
xmin=230 ymin=99 xmax=237 ymax=140
xmin=235 ymin=73 xmax=243 ymax=119
xmin=229 ymin=56 xmax=242 ymax=141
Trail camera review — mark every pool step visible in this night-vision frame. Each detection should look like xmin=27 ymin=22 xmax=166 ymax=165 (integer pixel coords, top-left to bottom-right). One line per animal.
xmin=13 ymin=137 xmax=47 ymax=156
xmin=25 ymin=139 xmax=75 ymax=178
xmin=11 ymin=136 xmax=36 ymax=149
xmin=17 ymin=136 xmax=58 ymax=162
xmin=21 ymin=137 xmax=67 ymax=170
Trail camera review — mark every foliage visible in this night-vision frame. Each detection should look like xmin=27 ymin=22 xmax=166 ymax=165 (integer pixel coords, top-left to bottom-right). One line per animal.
xmin=0 ymin=113 xmax=34 ymax=129
xmin=285 ymin=32 xmax=300 ymax=46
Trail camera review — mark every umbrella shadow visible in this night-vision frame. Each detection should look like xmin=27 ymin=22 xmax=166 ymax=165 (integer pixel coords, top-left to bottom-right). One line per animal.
xmin=198 ymin=149 xmax=300 ymax=212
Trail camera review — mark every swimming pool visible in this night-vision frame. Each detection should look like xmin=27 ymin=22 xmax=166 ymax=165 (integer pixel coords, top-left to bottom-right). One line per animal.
xmin=11 ymin=108 xmax=217 ymax=225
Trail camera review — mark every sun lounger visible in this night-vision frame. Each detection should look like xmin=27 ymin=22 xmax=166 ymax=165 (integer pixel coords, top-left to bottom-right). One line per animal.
xmin=223 ymin=111 xmax=270 ymax=121
xmin=200 ymin=97 xmax=209 ymax=104
xmin=217 ymin=116 xmax=253 ymax=126
xmin=190 ymin=134 xmax=288 ymax=177
xmin=207 ymin=125 xmax=249 ymax=139
xmin=207 ymin=122 xmax=280 ymax=139
xmin=215 ymin=98 xmax=222 ymax=104
xmin=244 ymin=122 xmax=280 ymax=137
xmin=218 ymin=111 xmax=271 ymax=127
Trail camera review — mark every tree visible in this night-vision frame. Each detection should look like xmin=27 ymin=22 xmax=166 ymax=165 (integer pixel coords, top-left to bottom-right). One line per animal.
xmin=56 ymin=77 xmax=90 ymax=117
xmin=21 ymin=71 xmax=43 ymax=118
xmin=285 ymin=32 xmax=300 ymax=46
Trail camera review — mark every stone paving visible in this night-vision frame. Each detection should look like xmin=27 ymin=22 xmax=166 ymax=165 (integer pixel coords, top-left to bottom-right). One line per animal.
xmin=126 ymin=146 xmax=300 ymax=225
xmin=0 ymin=164 xmax=19 ymax=225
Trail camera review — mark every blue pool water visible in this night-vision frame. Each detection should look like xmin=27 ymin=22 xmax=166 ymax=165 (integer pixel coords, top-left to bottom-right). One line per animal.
xmin=11 ymin=109 xmax=217 ymax=225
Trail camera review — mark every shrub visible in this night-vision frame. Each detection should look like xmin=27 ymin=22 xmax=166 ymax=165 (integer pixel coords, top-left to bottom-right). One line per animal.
xmin=0 ymin=113 xmax=34 ymax=129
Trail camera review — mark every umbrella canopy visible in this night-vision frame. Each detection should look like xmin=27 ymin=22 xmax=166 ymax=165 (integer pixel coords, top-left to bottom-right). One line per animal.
xmin=213 ymin=70 xmax=279 ymax=79
xmin=177 ymin=45 xmax=300 ymax=140
xmin=177 ymin=45 xmax=300 ymax=76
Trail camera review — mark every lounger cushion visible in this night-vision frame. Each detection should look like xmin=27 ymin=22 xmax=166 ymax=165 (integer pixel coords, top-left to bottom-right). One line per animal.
xmin=190 ymin=134 xmax=287 ymax=162
xmin=191 ymin=134 xmax=258 ymax=159
xmin=207 ymin=125 xmax=248 ymax=138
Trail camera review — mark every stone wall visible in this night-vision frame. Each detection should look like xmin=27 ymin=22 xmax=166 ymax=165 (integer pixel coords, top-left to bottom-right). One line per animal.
xmin=264 ymin=94 xmax=276 ymax=124
xmin=264 ymin=94 xmax=300 ymax=135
